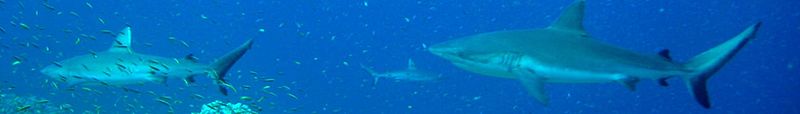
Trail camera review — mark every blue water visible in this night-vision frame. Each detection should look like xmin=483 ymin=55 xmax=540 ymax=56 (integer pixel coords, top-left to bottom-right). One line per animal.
xmin=1 ymin=0 xmax=798 ymax=113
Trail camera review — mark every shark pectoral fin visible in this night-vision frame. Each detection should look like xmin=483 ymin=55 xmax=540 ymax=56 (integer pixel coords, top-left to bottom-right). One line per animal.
xmin=373 ymin=76 xmax=380 ymax=85
xmin=66 ymin=80 xmax=89 ymax=87
xmin=518 ymin=75 xmax=549 ymax=106
xmin=616 ymin=76 xmax=640 ymax=91
xmin=150 ymin=76 xmax=168 ymax=85
xmin=359 ymin=64 xmax=377 ymax=75
xmin=657 ymin=77 xmax=670 ymax=87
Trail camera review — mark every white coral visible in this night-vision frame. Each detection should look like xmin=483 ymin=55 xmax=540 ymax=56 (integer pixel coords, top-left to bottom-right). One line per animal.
xmin=193 ymin=100 xmax=256 ymax=114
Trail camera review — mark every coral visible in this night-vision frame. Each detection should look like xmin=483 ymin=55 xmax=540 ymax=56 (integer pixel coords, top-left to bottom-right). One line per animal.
xmin=0 ymin=94 xmax=70 ymax=114
xmin=193 ymin=100 xmax=257 ymax=114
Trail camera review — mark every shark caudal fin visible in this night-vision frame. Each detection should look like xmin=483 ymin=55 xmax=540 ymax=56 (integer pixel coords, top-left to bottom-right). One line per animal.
xmin=209 ymin=39 xmax=254 ymax=96
xmin=682 ymin=22 xmax=760 ymax=109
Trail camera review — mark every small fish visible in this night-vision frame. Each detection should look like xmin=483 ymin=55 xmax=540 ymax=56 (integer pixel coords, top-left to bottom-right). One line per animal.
xmin=155 ymin=99 xmax=171 ymax=106
xmin=98 ymin=18 xmax=105 ymax=24
xmin=85 ymin=2 xmax=93 ymax=8
xmin=29 ymin=43 xmax=41 ymax=49
xmin=146 ymin=91 xmax=157 ymax=96
xmin=148 ymin=65 xmax=161 ymax=71
xmin=16 ymin=105 xmax=31 ymax=112
xmin=147 ymin=59 xmax=161 ymax=64
xmin=240 ymin=96 xmax=253 ymax=101
xmin=158 ymin=96 xmax=173 ymax=101
xmin=191 ymin=94 xmax=205 ymax=100
xmin=69 ymin=11 xmax=79 ymax=17
xmin=36 ymin=100 xmax=49 ymax=104
xmin=0 ymin=26 xmax=6 ymax=33
xmin=74 ymin=37 xmax=81 ymax=45
xmin=287 ymin=93 xmax=299 ymax=100
xmin=41 ymin=2 xmax=56 ymax=10
xmin=11 ymin=60 xmax=21 ymax=66
xmin=33 ymin=24 xmax=46 ymax=30
xmin=81 ymin=64 xmax=90 ymax=70
xmin=44 ymin=46 xmax=51 ymax=52
xmin=70 ymin=75 xmax=84 ymax=80
xmin=11 ymin=56 xmax=23 ymax=66
xmin=115 ymin=63 xmax=128 ymax=69
xmin=249 ymin=71 xmax=258 ymax=75
xmin=179 ymin=40 xmax=190 ymax=48
xmin=50 ymin=82 xmax=59 ymax=89
xmin=280 ymin=86 xmax=291 ymax=90
xmin=19 ymin=23 xmax=29 ymax=30
xmin=121 ymin=87 xmax=142 ymax=94
xmin=159 ymin=63 xmax=171 ymax=70
xmin=16 ymin=1 xmax=24 ymax=9
xmin=256 ymin=97 xmax=266 ymax=102
xmin=88 ymin=50 xmax=98 ymax=58
xmin=81 ymin=87 xmax=93 ymax=92
xmin=100 ymin=29 xmax=114 ymax=35
xmin=79 ymin=34 xmax=96 ymax=40
xmin=52 ymin=61 xmax=63 ymax=68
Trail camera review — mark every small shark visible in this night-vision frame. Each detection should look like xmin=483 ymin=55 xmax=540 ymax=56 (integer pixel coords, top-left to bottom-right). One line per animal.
xmin=360 ymin=59 xmax=441 ymax=85
xmin=41 ymin=27 xmax=254 ymax=95
xmin=428 ymin=0 xmax=760 ymax=108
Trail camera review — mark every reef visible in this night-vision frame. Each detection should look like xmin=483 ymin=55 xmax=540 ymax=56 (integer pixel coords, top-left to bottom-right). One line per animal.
xmin=0 ymin=94 xmax=70 ymax=113
xmin=193 ymin=100 xmax=257 ymax=114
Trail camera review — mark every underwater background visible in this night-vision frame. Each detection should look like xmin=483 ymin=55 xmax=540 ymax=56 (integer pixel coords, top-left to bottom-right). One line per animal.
xmin=0 ymin=0 xmax=798 ymax=113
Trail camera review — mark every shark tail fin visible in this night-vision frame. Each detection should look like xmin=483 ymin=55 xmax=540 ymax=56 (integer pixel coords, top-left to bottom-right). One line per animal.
xmin=209 ymin=39 xmax=254 ymax=96
xmin=681 ymin=22 xmax=760 ymax=109
xmin=359 ymin=64 xmax=380 ymax=85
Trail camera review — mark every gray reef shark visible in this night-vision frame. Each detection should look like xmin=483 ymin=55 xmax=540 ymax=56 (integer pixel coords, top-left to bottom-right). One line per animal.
xmin=360 ymin=59 xmax=441 ymax=85
xmin=428 ymin=0 xmax=760 ymax=108
xmin=40 ymin=27 xmax=253 ymax=95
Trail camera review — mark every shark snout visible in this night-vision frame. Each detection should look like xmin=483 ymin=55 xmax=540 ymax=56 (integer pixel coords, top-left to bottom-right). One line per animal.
xmin=428 ymin=45 xmax=460 ymax=57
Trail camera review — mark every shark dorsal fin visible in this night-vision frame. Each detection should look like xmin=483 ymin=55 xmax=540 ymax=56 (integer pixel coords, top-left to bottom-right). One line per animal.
xmin=547 ymin=0 xmax=586 ymax=34
xmin=407 ymin=59 xmax=417 ymax=70
xmin=109 ymin=27 xmax=133 ymax=53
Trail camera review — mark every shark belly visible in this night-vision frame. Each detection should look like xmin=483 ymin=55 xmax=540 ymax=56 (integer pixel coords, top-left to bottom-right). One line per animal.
xmin=530 ymin=66 xmax=623 ymax=83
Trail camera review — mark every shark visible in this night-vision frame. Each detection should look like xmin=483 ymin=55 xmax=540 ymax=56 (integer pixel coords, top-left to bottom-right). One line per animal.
xmin=427 ymin=0 xmax=760 ymax=108
xmin=40 ymin=27 xmax=254 ymax=95
xmin=360 ymin=59 xmax=441 ymax=85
